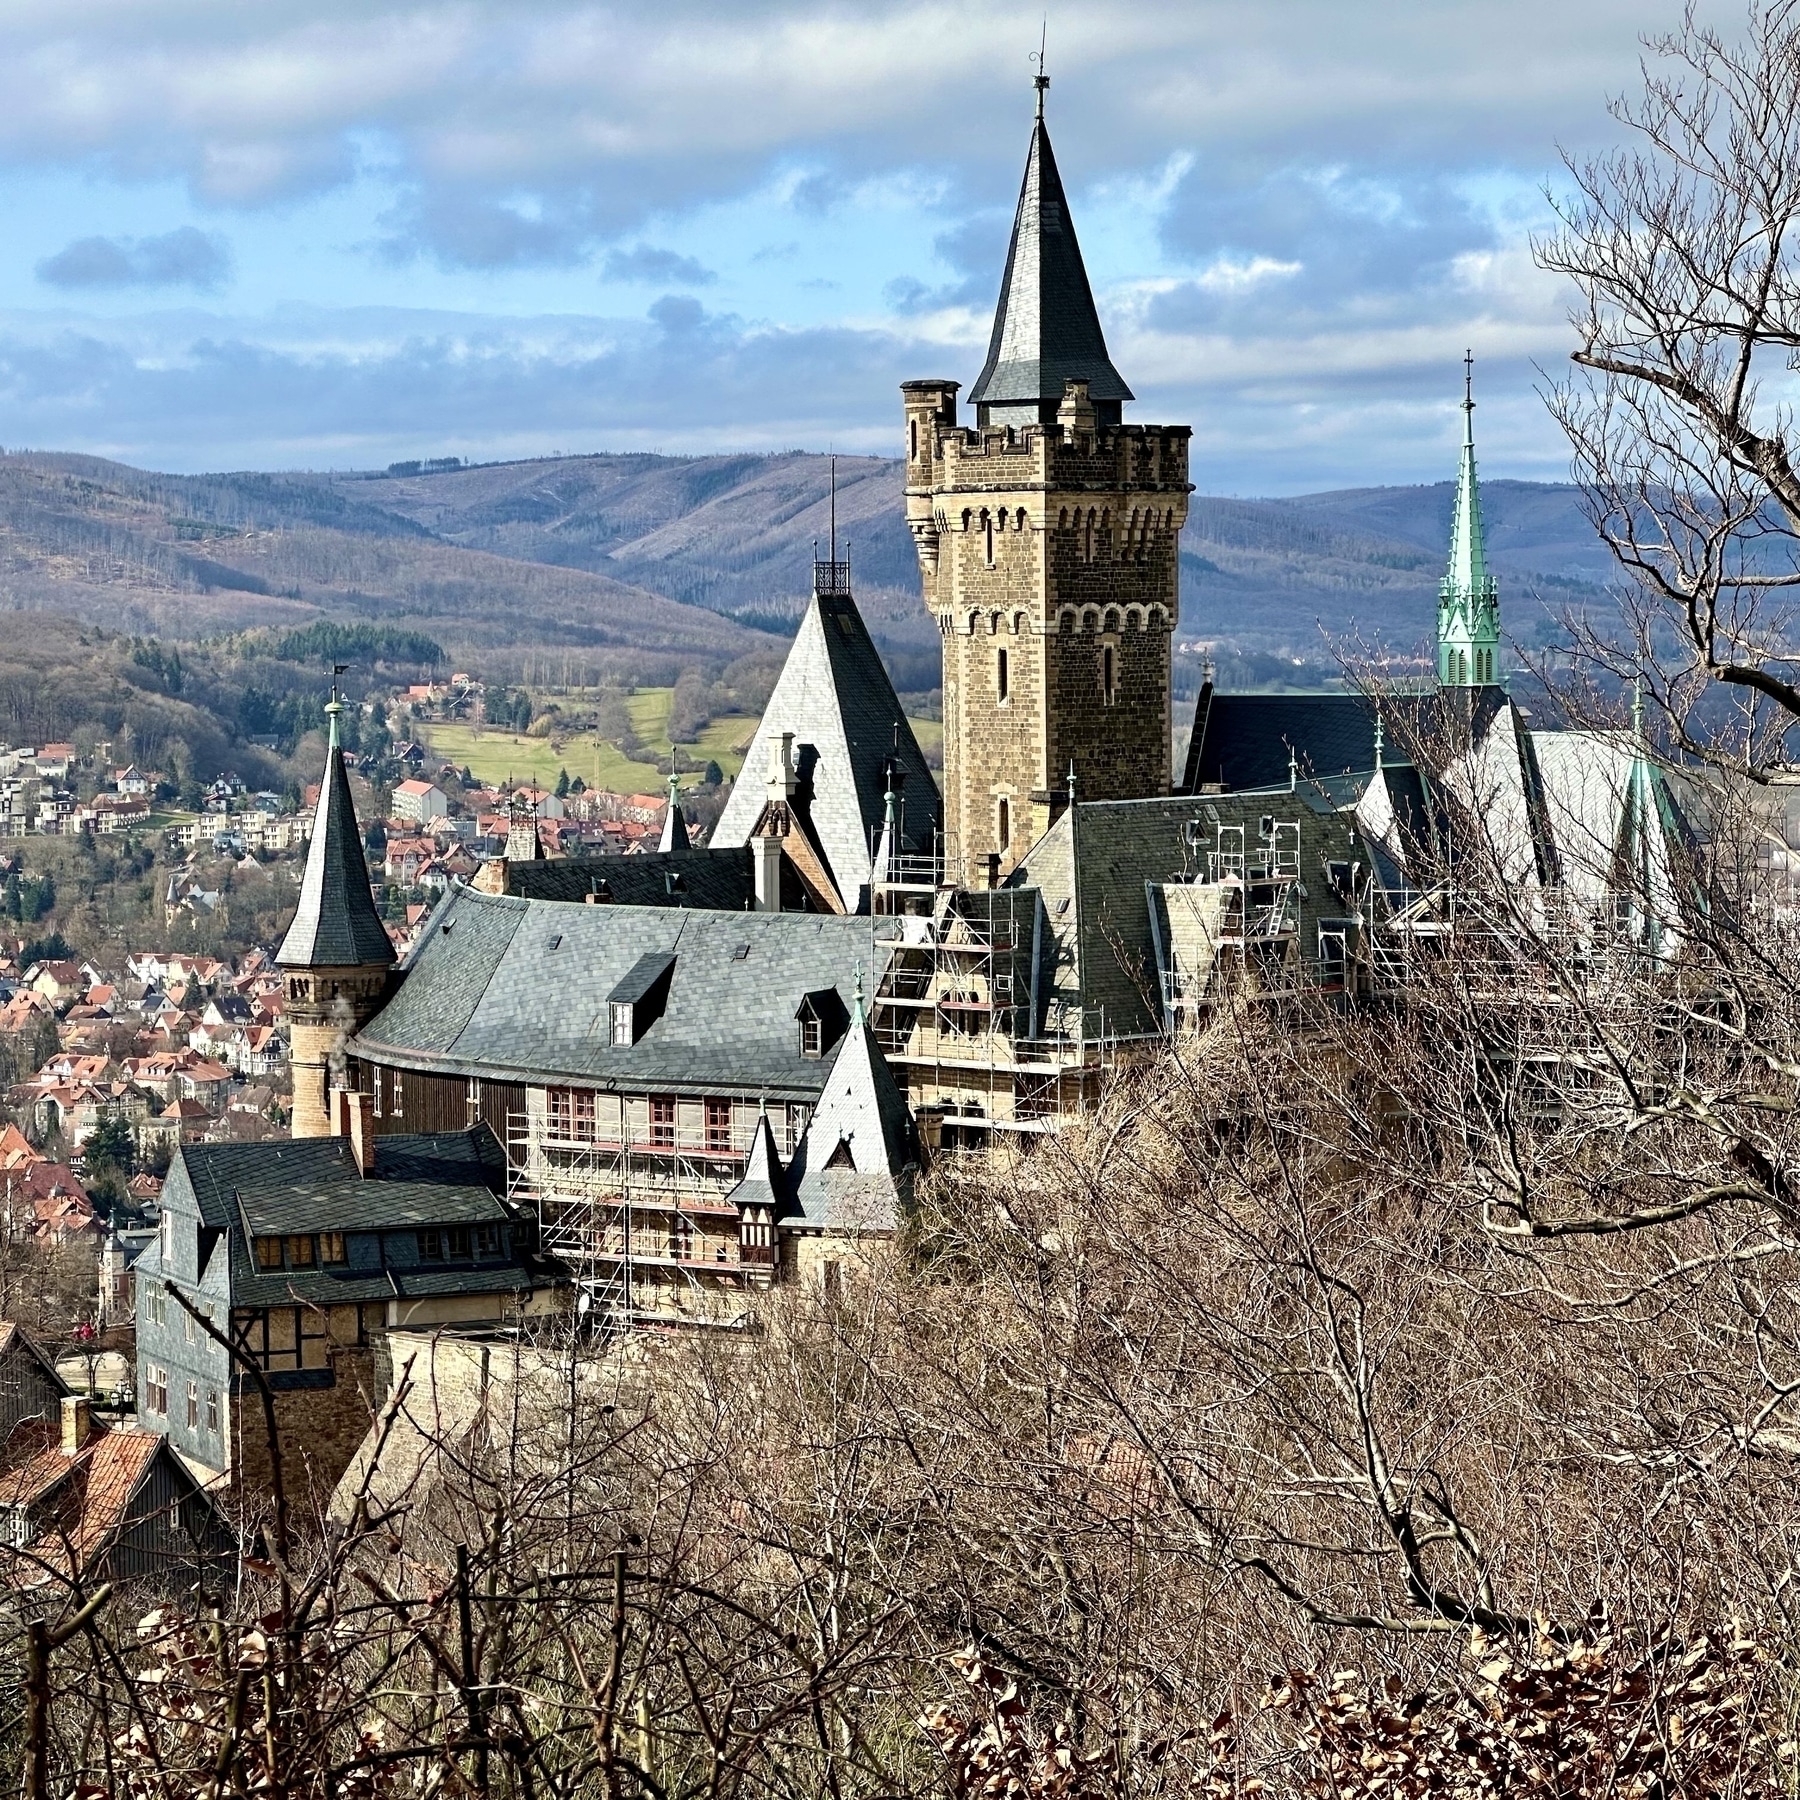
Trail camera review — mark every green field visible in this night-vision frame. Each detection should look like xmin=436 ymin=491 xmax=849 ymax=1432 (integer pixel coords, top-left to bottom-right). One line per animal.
xmin=419 ymin=687 xmax=757 ymax=797
xmin=419 ymin=687 xmax=939 ymax=798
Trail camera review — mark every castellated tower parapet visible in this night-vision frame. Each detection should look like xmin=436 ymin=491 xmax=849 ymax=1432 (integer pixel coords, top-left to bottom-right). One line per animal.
xmin=903 ymin=375 xmax=1192 ymax=876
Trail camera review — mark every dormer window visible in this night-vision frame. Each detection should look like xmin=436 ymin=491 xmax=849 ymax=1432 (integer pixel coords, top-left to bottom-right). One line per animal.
xmin=606 ymin=951 xmax=677 ymax=1047
xmin=795 ymin=987 xmax=848 ymax=1060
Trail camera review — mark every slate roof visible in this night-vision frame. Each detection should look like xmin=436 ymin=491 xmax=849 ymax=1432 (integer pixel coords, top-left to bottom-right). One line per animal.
xmin=151 ymin=1127 xmax=529 ymax=1309
xmin=276 ymin=707 xmax=395 ymax=970
xmin=356 ymin=885 xmax=901 ymax=1101
xmin=1013 ymin=791 xmax=1366 ymax=1040
xmin=967 ymin=105 xmax=1133 ymax=416
xmin=498 ymin=850 xmax=757 ymax=911
xmin=164 ymin=1130 xmax=507 ymax=1235
xmin=709 ymin=587 xmax=941 ymax=912
xmin=1182 ymin=684 xmax=1510 ymax=794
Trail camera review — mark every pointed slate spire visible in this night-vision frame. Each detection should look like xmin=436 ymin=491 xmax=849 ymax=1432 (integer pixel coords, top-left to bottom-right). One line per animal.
xmin=1438 ymin=353 xmax=1502 ymax=688
xmin=276 ymin=691 xmax=394 ymax=969
xmin=966 ymin=82 xmax=1133 ymax=427
xmin=786 ymin=998 xmax=915 ymax=1220
xmin=658 ymin=772 xmax=690 ymax=854
xmin=728 ymin=1101 xmax=790 ymax=1217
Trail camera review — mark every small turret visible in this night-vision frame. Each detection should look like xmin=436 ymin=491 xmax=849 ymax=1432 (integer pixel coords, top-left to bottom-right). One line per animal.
xmin=276 ymin=688 xmax=397 ymax=1139
xmin=658 ymin=772 xmax=690 ymax=854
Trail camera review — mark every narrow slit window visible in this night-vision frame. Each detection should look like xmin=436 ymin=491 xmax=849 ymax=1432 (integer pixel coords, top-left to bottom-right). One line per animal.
xmin=998 ymin=797 xmax=1011 ymax=849
xmin=996 ymin=647 xmax=1009 ymax=703
xmin=983 ymin=511 xmax=995 ymax=566
xmin=1103 ymin=646 xmax=1117 ymax=705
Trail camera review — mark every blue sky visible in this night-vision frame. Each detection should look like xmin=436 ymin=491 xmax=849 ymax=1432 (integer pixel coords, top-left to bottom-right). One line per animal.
xmin=0 ymin=0 xmax=1720 ymax=489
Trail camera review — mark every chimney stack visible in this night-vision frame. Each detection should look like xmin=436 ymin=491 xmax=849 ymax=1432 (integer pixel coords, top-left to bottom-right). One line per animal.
xmin=60 ymin=1394 xmax=91 ymax=1457
xmin=333 ymin=1085 xmax=376 ymax=1175
xmin=753 ymin=835 xmax=783 ymax=913
xmin=768 ymin=732 xmax=797 ymax=801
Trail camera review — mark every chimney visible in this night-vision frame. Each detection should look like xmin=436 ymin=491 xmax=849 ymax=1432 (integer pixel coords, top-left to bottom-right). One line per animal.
xmin=60 ymin=1394 xmax=90 ymax=1457
xmin=753 ymin=835 xmax=783 ymax=913
xmin=984 ymin=852 xmax=1002 ymax=891
xmin=347 ymin=1090 xmax=375 ymax=1175
xmin=331 ymin=1084 xmax=353 ymax=1137
xmin=768 ymin=732 xmax=797 ymax=801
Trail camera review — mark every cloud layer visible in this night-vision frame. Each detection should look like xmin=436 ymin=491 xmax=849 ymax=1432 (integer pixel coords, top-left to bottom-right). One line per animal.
xmin=0 ymin=0 xmax=1735 ymax=482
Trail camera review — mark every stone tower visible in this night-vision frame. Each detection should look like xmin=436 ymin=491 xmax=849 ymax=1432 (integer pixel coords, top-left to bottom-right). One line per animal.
xmin=903 ymin=79 xmax=1191 ymax=876
xmin=276 ymin=693 xmax=397 ymax=1138
xmin=1437 ymin=354 xmax=1501 ymax=688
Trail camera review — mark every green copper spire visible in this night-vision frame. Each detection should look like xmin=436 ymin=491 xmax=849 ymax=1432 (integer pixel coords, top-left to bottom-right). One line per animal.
xmin=1438 ymin=352 xmax=1501 ymax=688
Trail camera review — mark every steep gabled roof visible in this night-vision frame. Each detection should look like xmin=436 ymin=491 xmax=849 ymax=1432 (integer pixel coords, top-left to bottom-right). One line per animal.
xmin=785 ymin=1003 xmax=915 ymax=1233
xmin=967 ymin=99 xmax=1133 ymax=414
xmin=711 ymin=587 xmax=940 ymax=911
xmin=276 ymin=701 xmax=395 ymax=970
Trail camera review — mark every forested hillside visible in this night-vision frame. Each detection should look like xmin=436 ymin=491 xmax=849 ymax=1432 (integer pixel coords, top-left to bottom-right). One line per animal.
xmin=0 ymin=448 xmax=1616 ymax=690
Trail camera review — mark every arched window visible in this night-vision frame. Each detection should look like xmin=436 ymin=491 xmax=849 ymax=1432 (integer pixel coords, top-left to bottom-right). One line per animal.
xmin=967 ymin=611 xmax=980 ymax=636
xmin=1104 ymin=608 xmax=1121 ymax=633
xmin=1082 ymin=609 xmax=1099 ymax=633
xmin=996 ymin=646 xmax=1010 ymax=703
xmin=1016 ymin=508 xmax=1027 ymax=531
xmin=962 ymin=509 xmax=972 ymax=530
xmin=1059 ymin=609 xmax=1075 ymax=634
xmin=997 ymin=797 xmax=1011 ymax=849
xmin=996 ymin=508 xmax=1006 ymax=533
xmin=1011 ymin=611 xmax=1026 ymax=634
xmin=989 ymin=611 xmax=1002 ymax=636
xmin=1103 ymin=646 xmax=1117 ymax=705
xmin=1125 ymin=608 xmax=1141 ymax=631
xmin=1058 ymin=507 xmax=1069 ymax=529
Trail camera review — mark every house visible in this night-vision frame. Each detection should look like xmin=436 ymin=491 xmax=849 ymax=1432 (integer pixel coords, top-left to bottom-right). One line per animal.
xmin=29 ymin=961 xmax=86 ymax=1010
xmin=140 ymin=1097 xmax=214 ymax=1149
xmin=132 ymin=1110 xmax=550 ymax=1494
xmin=390 ymin=779 xmax=448 ymax=826
xmin=32 ymin=744 xmax=73 ymax=780
xmin=113 ymin=767 xmax=153 ymax=798
xmin=0 ymin=1324 xmax=72 ymax=1439
xmin=0 ymin=1161 xmax=99 ymax=1244
xmin=511 ymin=785 xmax=564 ymax=821
xmin=0 ymin=1391 xmax=236 ymax=1594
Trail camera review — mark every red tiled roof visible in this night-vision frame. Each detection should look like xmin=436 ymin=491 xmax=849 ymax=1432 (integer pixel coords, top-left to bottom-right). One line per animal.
xmin=67 ymin=1429 xmax=162 ymax=1568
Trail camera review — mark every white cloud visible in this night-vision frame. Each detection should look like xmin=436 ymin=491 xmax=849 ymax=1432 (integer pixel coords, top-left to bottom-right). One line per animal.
xmin=1193 ymin=255 xmax=1303 ymax=293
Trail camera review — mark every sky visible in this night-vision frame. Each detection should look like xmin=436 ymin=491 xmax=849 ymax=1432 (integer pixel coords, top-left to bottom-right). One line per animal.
xmin=0 ymin=0 xmax=1731 ymax=490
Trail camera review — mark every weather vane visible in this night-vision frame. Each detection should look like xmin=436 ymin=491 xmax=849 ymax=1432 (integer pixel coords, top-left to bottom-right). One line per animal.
xmin=1031 ymin=19 xmax=1048 ymax=112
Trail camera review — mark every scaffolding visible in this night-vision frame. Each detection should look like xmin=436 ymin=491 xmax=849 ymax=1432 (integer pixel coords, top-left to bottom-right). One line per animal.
xmin=868 ymin=879 xmax=1111 ymax=1145
xmin=506 ymin=1096 xmax=783 ymax=1329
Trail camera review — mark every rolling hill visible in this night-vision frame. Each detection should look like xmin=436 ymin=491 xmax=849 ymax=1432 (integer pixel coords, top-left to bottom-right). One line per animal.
xmin=0 ymin=447 xmax=1619 ymax=687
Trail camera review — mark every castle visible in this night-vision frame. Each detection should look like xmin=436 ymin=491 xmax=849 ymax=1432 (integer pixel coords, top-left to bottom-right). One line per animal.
xmin=133 ymin=79 xmax=1703 ymax=1498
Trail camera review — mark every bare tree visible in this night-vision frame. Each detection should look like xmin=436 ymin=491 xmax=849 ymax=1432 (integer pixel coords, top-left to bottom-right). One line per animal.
xmin=1540 ymin=0 xmax=1800 ymax=772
